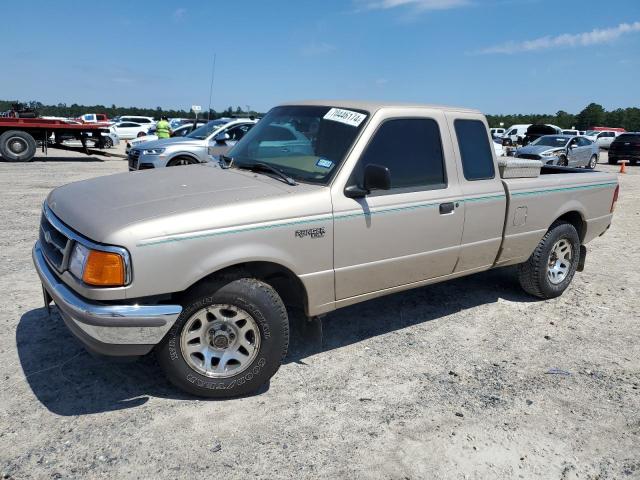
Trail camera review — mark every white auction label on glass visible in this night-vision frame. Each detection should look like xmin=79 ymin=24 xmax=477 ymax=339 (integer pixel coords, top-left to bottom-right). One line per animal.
xmin=323 ymin=108 xmax=366 ymax=127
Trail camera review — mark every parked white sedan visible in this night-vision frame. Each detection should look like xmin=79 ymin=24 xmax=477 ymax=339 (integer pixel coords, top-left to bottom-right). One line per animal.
xmin=584 ymin=130 xmax=620 ymax=149
xmin=112 ymin=122 xmax=150 ymax=140
xmin=126 ymin=122 xmax=207 ymax=154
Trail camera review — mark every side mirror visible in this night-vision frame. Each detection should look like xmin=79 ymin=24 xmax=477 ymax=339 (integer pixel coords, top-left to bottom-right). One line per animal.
xmin=344 ymin=164 xmax=391 ymax=198
xmin=214 ymin=132 xmax=230 ymax=144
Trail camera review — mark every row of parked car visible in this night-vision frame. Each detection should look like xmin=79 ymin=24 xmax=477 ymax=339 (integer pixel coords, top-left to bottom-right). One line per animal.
xmin=127 ymin=118 xmax=258 ymax=170
xmin=490 ymin=124 xmax=624 ymax=149
xmin=490 ymin=123 xmax=639 ymax=167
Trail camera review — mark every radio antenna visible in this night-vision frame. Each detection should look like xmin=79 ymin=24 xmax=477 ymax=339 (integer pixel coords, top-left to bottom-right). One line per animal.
xmin=207 ymin=53 xmax=217 ymax=121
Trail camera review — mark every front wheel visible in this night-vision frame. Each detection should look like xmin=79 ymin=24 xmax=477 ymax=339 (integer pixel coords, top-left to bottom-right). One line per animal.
xmin=167 ymin=156 xmax=197 ymax=167
xmin=587 ymin=154 xmax=598 ymax=169
xmin=156 ymin=277 xmax=289 ymax=398
xmin=518 ymin=221 xmax=580 ymax=299
xmin=557 ymin=155 xmax=568 ymax=167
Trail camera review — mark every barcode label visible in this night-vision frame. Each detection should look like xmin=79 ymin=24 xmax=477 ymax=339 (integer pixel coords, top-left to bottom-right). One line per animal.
xmin=323 ymin=108 xmax=366 ymax=127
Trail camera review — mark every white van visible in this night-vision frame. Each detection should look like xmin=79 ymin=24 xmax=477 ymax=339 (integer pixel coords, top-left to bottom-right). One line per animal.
xmin=490 ymin=127 xmax=505 ymax=138
xmin=119 ymin=116 xmax=156 ymax=126
xmin=502 ymin=124 xmax=531 ymax=145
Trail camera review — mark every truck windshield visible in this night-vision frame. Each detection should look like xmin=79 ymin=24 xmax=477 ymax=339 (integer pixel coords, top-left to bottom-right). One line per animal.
xmin=227 ymin=105 xmax=369 ymax=184
xmin=532 ymin=136 xmax=569 ymax=147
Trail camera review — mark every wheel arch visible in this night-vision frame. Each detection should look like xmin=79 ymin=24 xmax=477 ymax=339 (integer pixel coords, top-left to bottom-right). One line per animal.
xmin=553 ymin=210 xmax=586 ymax=243
xmin=182 ymin=261 xmax=310 ymax=316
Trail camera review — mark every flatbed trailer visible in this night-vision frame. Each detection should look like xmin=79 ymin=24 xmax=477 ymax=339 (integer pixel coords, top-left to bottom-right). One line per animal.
xmin=0 ymin=117 xmax=112 ymax=162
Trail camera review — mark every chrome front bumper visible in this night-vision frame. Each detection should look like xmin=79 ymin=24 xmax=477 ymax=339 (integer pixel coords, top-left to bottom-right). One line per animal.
xmin=33 ymin=242 xmax=182 ymax=356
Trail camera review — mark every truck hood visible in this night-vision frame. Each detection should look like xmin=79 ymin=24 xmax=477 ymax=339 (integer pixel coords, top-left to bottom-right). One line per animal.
xmin=47 ymin=164 xmax=299 ymax=242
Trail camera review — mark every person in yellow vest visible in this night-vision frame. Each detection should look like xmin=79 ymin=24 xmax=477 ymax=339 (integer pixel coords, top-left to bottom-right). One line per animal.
xmin=155 ymin=116 xmax=172 ymax=139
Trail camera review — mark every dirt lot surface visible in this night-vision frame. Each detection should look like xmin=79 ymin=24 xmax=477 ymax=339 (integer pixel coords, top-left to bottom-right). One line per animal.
xmin=0 ymin=149 xmax=638 ymax=480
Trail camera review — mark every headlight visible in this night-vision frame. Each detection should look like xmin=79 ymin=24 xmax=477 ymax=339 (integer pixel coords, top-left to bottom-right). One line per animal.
xmin=68 ymin=243 xmax=127 ymax=287
xmin=68 ymin=243 xmax=89 ymax=279
xmin=541 ymin=149 xmax=563 ymax=157
xmin=142 ymin=148 xmax=165 ymax=155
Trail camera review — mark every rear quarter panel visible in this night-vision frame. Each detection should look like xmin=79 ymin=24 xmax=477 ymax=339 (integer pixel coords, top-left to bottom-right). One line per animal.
xmin=498 ymin=171 xmax=617 ymax=266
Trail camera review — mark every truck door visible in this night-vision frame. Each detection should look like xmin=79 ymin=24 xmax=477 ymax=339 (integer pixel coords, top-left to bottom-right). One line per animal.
xmin=446 ymin=114 xmax=508 ymax=273
xmin=331 ymin=110 xmax=465 ymax=300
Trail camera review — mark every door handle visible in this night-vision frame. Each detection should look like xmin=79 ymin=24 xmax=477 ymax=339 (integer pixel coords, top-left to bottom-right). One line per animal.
xmin=439 ymin=202 xmax=455 ymax=215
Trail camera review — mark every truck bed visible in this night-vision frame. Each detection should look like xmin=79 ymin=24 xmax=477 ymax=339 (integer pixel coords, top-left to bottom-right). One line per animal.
xmin=497 ymin=169 xmax=618 ymax=267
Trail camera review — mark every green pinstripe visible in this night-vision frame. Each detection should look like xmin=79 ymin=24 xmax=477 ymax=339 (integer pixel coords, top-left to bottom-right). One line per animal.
xmin=137 ymin=181 xmax=616 ymax=247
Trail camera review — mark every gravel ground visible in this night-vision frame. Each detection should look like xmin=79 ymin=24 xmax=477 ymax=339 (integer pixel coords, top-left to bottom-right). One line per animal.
xmin=0 ymin=148 xmax=638 ymax=480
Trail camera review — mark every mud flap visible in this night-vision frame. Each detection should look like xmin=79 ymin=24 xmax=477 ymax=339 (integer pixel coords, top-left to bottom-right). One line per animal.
xmin=577 ymin=245 xmax=587 ymax=272
xmin=42 ymin=284 xmax=53 ymax=318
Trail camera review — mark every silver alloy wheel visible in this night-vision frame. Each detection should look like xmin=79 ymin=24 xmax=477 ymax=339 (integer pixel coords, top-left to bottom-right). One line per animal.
xmin=7 ymin=136 xmax=27 ymax=154
xmin=547 ymin=238 xmax=573 ymax=284
xmin=180 ymin=304 xmax=261 ymax=378
xmin=589 ymin=155 xmax=597 ymax=169
xmin=172 ymin=157 xmax=194 ymax=166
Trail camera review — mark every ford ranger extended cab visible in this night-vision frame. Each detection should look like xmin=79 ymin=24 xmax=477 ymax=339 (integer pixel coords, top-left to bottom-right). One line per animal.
xmin=33 ymin=101 xmax=619 ymax=398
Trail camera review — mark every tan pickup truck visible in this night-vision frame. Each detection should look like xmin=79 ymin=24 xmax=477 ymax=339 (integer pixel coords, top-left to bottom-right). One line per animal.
xmin=33 ymin=101 xmax=619 ymax=397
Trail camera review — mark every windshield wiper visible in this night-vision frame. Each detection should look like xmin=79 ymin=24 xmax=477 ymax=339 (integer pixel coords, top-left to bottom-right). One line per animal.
xmin=237 ymin=162 xmax=297 ymax=186
xmin=219 ymin=154 xmax=233 ymax=169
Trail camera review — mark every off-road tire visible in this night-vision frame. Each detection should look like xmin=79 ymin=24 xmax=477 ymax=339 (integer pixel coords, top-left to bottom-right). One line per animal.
xmin=518 ymin=221 xmax=580 ymax=299
xmin=0 ymin=130 xmax=37 ymax=162
xmin=156 ymin=277 xmax=289 ymax=398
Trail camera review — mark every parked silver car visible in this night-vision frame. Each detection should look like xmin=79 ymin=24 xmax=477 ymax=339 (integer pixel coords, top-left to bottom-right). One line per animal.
xmin=128 ymin=119 xmax=257 ymax=171
xmin=515 ymin=135 xmax=599 ymax=169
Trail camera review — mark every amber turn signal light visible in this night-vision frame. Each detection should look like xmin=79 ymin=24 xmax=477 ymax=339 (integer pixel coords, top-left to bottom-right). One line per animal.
xmin=82 ymin=250 xmax=125 ymax=286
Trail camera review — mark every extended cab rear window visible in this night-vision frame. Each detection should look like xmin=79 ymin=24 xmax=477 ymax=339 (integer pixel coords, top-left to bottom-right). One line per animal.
xmin=454 ymin=119 xmax=495 ymax=181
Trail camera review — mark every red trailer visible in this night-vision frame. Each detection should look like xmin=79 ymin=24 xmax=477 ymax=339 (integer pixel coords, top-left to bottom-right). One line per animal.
xmin=0 ymin=117 xmax=111 ymax=162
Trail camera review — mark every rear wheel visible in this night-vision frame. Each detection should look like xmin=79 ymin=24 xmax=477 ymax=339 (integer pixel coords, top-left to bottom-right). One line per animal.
xmin=608 ymin=156 xmax=617 ymax=165
xmin=587 ymin=154 xmax=598 ymax=169
xmin=156 ymin=277 xmax=289 ymax=398
xmin=167 ymin=156 xmax=197 ymax=167
xmin=0 ymin=130 xmax=37 ymax=162
xmin=518 ymin=221 xmax=580 ymax=299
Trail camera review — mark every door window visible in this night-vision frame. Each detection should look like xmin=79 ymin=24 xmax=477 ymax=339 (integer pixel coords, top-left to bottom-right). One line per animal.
xmin=351 ymin=118 xmax=446 ymax=193
xmin=226 ymin=124 xmax=253 ymax=141
xmin=454 ymin=119 xmax=495 ymax=181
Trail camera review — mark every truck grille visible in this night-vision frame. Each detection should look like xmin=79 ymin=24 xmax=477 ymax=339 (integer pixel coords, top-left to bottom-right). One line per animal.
xmin=516 ymin=153 xmax=542 ymax=160
xmin=39 ymin=211 xmax=71 ymax=272
xmin=128 ymin=149 xmax=140 ymax=170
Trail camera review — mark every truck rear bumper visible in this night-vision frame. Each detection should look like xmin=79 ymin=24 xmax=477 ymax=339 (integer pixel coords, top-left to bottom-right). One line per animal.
xmin=33 ymin=242 xmax=182 ymax=357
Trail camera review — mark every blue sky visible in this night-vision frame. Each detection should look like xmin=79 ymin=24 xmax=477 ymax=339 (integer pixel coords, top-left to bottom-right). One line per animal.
xmin=2 ymin=0 xmax=639 ymax=114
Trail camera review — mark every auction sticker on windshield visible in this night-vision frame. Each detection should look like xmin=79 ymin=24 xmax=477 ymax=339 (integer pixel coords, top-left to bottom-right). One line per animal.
xmin=324 ymin=108 xmax=366 ymax=127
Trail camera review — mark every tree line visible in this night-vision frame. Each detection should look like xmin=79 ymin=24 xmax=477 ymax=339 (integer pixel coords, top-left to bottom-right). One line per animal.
xmin=0 ymin=100 xmax=259 ymax=120
xmin=2 ymin=100 xmax=638 ymax=131
xmin=487 ymin=103 xmax=640 ymax=132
